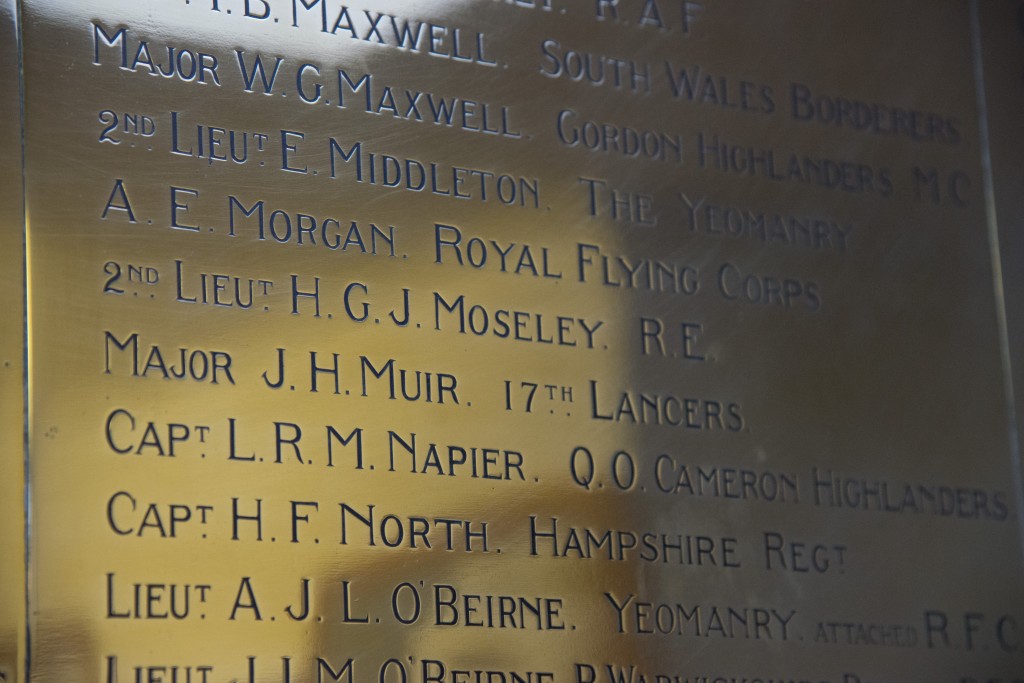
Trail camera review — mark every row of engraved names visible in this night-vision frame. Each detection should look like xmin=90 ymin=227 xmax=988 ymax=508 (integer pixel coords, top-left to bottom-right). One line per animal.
xmin=104 ymin=647 xmax=1016 ymax=683
xmin=102 ymin=652 xmax=1021 ymax=683
xmin=99 ymin=411 xmax=1009 ymax=524
xmin=100 ymin=570 xmax=1018 ymax=661
xmin=102 ymin=254 xmax=820 ymax=344
xmin=100 ymin=176 xmax=855 ymax=258
xmin=96 ymin=12 xmax=965 ymax=151
xmin=94 ymin=104 xmax=970 ymax=210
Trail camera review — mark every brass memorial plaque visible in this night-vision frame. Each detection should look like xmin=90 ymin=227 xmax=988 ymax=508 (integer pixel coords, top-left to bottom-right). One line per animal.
xmin=7 ymin=1 xmax=1024 ymax=681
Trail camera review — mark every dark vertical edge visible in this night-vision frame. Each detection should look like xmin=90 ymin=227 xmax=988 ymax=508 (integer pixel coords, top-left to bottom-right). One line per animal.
xmin=0 ymin=0 xmax=26 ymax=682
xmin=972 ymin=0 xmax=1024 ymax=561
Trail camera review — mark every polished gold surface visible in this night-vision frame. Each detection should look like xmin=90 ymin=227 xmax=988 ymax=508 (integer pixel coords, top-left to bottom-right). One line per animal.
xmin=16 ymin=1 xmax=1024 ymax=681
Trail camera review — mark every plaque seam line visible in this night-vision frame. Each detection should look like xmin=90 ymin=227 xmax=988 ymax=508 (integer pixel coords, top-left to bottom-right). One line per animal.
xmin=970 ymin=0 xmax=1024 ymax=565
xmin=15 ymin=0 xmax=30 ymax=679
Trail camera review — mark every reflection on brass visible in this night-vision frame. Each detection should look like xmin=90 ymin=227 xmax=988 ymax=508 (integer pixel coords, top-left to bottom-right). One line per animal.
xmin=9 ymin=1 xmax=1024 ymax=682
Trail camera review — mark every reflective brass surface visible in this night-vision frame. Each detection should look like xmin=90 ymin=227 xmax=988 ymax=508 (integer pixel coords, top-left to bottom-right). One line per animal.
xmin=14 ymin=1 xmax=1024 ymax=681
